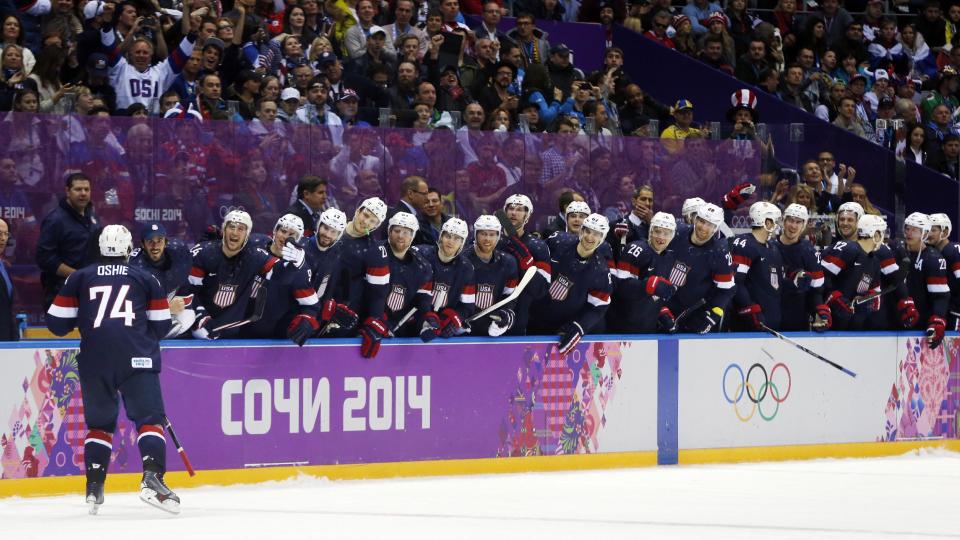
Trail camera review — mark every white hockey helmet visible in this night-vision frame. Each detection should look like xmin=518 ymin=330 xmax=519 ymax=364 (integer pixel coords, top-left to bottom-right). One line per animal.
xmin=564 ymin=200 xmax=591 ymax=217
xmin=783 ymin=203 xmax=809 ymax=224
xmin=930 ymin=213 xmax=952 ymax=238
xmin=581 ymin=213 xmax=610 ymax=240
xmin=388 ymin=211 xmax=420 ymax=234
xmin=681 ymin=197 xmax=706 ymax=220
xmin=837 ymin=201 xmax=864 ymax=221
xmin=904 ymin=211 xmax=931 ymax=242
xmin=504 ymin=194 xmax=534 ymax=214
xmin=274 ymin=213 xmax=305 ymax=242
xmin=318 ymin=208 xmax=347 ymax=234
xmin=696 ymin=203 xmax=724 ymax=228
xmin=748 ymin=201 xmax=782 ymax=231
xmin=441 ymin=217 xmax=469 ymax=240
xmin=359 ymin=197 xmax=388 ymax=224
xmin=650 ymin=211 xmax=677 ymax=232
xmin=223 ymin=209 xmax=253 ymax=232
xmin=473 ymin=214 xmax=502 ymax=236
xmin=857 ymin=214 xmax=887 ymax=241
xmin=99 ymin=224 xmax=133 ymax=257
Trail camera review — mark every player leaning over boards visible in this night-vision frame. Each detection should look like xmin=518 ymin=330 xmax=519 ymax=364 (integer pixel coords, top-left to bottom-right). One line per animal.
xmin=820 ymin=214 xmax=888 ymax=331
xmin=46 ymin=225 xmax=180 ymax=515
xmin=497 ymin=194 xmax=552 ymax=335
xmin=776 ymin=204 xmax=828 ymax=331
xmin=528 ymin=214 xmax=613 ymax=356
xmin=901 ymin=213 xmax=948 ymax=349
xmin=466 ymin=215 xmax=521 ymax=337
xmin=928 ymin=213 xmax=960 ymax=331
xmin=729 ymin=202 xmax=787 ymax=332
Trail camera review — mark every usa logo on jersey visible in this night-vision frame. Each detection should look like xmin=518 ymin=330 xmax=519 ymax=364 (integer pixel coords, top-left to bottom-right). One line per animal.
xmin=476 ymin=283 xmax=495 ymax=310
xmin=387 ymin=284 xmax=407 ymax=312
xmin=770 ymin=267 xmax=780 ymax=290
xmin=549 ymin=274 xmax=573 ymax=301
xmin=431 ymin=282 xmax=450 ymax=311
xmin=856 ymin=273 xmax=872 ymax=295
xmin=214 ymin=284 xmax=238 ymax=308
xmin=669 ymin=262 xmax=690 ymax=288
xmin=315 ymin=274 xmax=330 ymax=299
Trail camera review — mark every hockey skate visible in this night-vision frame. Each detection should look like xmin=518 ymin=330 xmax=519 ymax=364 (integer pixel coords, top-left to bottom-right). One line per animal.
xmin=139 ymin=471 xmax=181 ymax=514
xmin=85 ymin=481 xmax=104 ymax=515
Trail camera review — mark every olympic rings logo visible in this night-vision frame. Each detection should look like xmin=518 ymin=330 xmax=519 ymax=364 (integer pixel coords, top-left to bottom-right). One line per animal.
xmin=722 ymin=361 xmax=792 ymax=422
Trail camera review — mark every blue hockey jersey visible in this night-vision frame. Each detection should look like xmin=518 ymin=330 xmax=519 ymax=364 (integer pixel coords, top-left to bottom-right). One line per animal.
xmin=241 ymin=236 xmax=320 ymax=338
xmin=729 ymin=232 xmax=786 ymax=330
xmin=130 ymin=238 xmax=192 ymax=297
xmin=465 ymin=247 xmax=519 ymax=336
xmin=383 ymin=244 xmax=434 ymax=336
xmin=528 ymin=233 xmax=612 ymax=334
xmin=656 ymin=231 xmax=736 ymax=331
xmin=336 ymin=232 xmax=390 ymax=319
xmin=821 ymin=239 xmax=882 ymax=330
xmin=776 ymin=237 xmax=825 ymax=331
xmin=418 ymin=245 xmax=476 ymax=319
xmin=608 ymin=239 xmax=662 ymax=333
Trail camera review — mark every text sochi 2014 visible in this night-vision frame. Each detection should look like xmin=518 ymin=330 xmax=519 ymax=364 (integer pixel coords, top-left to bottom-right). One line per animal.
xmin=220 ymin=376 xmax=431 ymax=435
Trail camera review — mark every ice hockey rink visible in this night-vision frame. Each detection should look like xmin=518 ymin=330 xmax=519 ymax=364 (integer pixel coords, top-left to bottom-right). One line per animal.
xmin=2 ymin=450 xmax=959 ymax=539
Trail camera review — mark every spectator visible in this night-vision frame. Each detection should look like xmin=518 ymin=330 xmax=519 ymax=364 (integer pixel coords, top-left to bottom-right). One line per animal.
xmin=286 ymin=175 xmax=331 ymax=236
xmin=672 ymin=15 xmax=698 ymax=57
xmin=835 ymin=22 xmax=868 ymax=65
xmin=388 ymin=175 xmax=429 ymax=226
xmin=868 ymin=18 xmax=908 ymax=71
xmin=521 ymin=63 xmax=566 ymax=127
xmin=278 ymin=87 xmax=301 ymax=122
xmin=899 ymin=123 xmax=928 ymax=164
xmin=344 ymin=0 xmax=380 ymax=59
xmin=506 ymin=13 xmax=551 ymax=65
xmin=547 ymin=44 xmax=584 ymax=100
xmin=778 ymin=64 xmax=814 ymax=113
xmin=643 ymin=10 xmax=676 ymax=49
xmin=295 ymin=78 xmax=344 ymax=128
xmin=795 ymin=17 xmax=828 ymax=67
xmin=384 ymin=0 xmax=429 ymax=58
xmin=319 ymin=51 xmax=389 ymax=109
xmin=0 ymin=218 xmax=13 ymax=341
xmin=660 ymin=99 xmax=704 ymax=153
xmin=698 ymin=34 xmax=734 ymax=76
xmin=466 ymin=136 xmax=508 ymax=203
xmin=345 ymin=26 xmax=397 ymax=78
xmin=846 ymin=182 xmax=880 ymax=215
xmin=420 ymin=188 xmax=451 ymax=244
xmin=433 ymin=65 xmax=472 ymax=114
xmin=766 ymin=0 xmax=802 ymax=52
xmin=915 ymin=0 xmax=947 ymax=55
xmin=932 ymin=133 xmax=960 ymax=180
xmin=924 ymin=103 xmax=959 ymax=154
xmin=735 ymin=39 xmax=769 ymax=85
xmin=833 ymin=95 xmax=868 ymax=138
xmin=485 ymin=106 xmax=513 ymax=131
xmin=899 ymin=24 xmax=937 ymax=80
xmin=816 ymin=0 xmax=854 ymax=48
xmin=477 ymin=60 xmax=519 ymax=113
xmin=726 ymin=0 xmax=757 ymax=57
xmin=921 ymin=67 xmax=959 ymax=121
xmin=473 ymin=1 xmax=514 ymax=46
xmin=757 ymin=68 xmax=781 ymax=95
xmin=0 ymin=15 xmax=34 ymax=74
xmin=682 ymin=0 xmax=723 ymax=36
xmin=197 ymin=72 xmax=231 ymax=120
xmin=698 ymin=11 xmax=735 ymax=67
xmin=36 ymin=173 xmax=97 ymax=309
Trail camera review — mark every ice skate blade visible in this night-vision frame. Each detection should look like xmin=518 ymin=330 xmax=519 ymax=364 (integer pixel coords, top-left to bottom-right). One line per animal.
xmin=139 ymin=488 xmax=181 ymax=515
xmin=86 ymin=496 xmax=101 ymax=515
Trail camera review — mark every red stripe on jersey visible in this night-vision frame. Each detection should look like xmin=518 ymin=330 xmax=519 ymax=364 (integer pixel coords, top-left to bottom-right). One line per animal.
xmin=505 ymin=278 xmax=519 ymax=288
xmin=823 ymin=255 xmax=846 ymax=270
xmin=261 ymin=257 xmax=280 ymax=274
xmin=732 ymin=254 xmax=752 ymax=267
xmin=190 ymin=266 xmax=205 ymax=277
xmin=420 ymin=281 xmax=433 ymax=292
xmin=138 ymin=424 xmax=164 ymax=436
xmin=86 ymin=429 xmax=112 ymax=444
xmin=590 ymin=290 xmax=611 ymax=302
xmin=294 ymin=288 xmax=316 ymax=299
xmin=952 ymin=262 xmax=960 ymax=271
xmin=808 ymin=270 xmax=824 ymax=279
xmin=53 ymin=295 xmax=79 ymax=308
xmin=880 ymin=258 xmax=896 ymax=269
xmin=367 ymin=265 xmax=389 ymax=277
xmin=606 ymin=259 xmax=615 ymax=269
xmin=927 ymin=276 xmax=949 ymax=285
xmin=148 ymin=299 xmax=169 ymax=311
xmin=462 ymin=284 xmax=476 ymax=294
xmin=713 ymin=273 xmax=734 ymax=282
xmin=617 ymin=261 xmax=640 ymax=277
xmin=535 ymin=260 xmax=552 ymax=273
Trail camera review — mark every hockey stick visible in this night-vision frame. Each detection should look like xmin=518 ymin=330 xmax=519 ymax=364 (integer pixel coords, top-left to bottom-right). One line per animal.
xmin=467 ymin=265 xmax=538 ymax=322
xmin=495 ymin=209 xmax=519 ymax=238
xmin=163 ymin=415 xmax=196 ymax=476
xmin=760 ymin=323 xmax=857 ymax=378
xmin=391 ymin=307 xmax=418 ymax=335
xmin=664 ymin=298 xmax=707 ymax=333
xmin=209 ymin=279 xmax=269 ymax=334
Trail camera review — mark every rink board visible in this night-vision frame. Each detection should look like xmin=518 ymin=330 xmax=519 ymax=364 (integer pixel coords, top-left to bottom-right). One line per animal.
xmin=0 ymin=333 xmax=958 ymax=496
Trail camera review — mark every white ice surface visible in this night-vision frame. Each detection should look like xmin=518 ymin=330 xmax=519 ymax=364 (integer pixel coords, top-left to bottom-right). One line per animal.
xmin=3 ymin=450 xmax=960 ymax=539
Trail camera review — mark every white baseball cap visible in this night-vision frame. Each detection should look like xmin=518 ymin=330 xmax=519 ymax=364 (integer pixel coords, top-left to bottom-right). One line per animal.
xmin=280 ymin=87 xmax=301 ymax=102
xmin=83 ymin=0 xmax=104 ymax=20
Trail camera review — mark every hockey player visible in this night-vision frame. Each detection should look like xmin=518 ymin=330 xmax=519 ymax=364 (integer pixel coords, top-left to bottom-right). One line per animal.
xmin=417 ymin=218 xmax=476 ymax=338
xmin=656 ymin=203 xmax=736 ymax=334
xmin=820 ymin=214 xmax=888 ymax=330
xmin=466 ymin=215 xmax=520 ymax=337
xmin=835 ymin=202 xmax=864 ymax=242
xmin=928 ymin=213 xmax=960 ymax=330
xmin=608 ymin=211 xmax=677 ymax=333
xmin=358 ymin=212 xmax=437 ymax=358
xmin=242 ymin=214 xmax=324 ymax=345
xmin=901 ymin=212 xmax=948 ymax=348
xmin=305 ymin=208 xmax=360 ymax=336
xmin=186 ymin=210 xmax=279 ymax=339
xmin=130 ymin=223 xmax=194 ymax=337
xmin=46 ymin=225 xmax=179 ymax=514
xmin=498 ymin=194 xmax=552 ymax=335
xmin=776 ymin=204 xmax=828 ymax=331
xmin=564 ymin=201 xmax=590 ymax=234
xmin=337 ymin=198 xmax=390 ymax=326
xmin=529 ymin=214 xmax=613 ymax=355
xmin=730 ymin=202 xmax=786 ymax=331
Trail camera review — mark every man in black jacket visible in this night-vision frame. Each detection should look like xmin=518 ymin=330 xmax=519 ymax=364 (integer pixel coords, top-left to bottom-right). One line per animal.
xmin=0 ymin=218 xmax=15 ymax=341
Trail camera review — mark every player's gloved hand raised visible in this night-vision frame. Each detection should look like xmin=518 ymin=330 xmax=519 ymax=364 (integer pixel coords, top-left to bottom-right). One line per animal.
xmin=645 ymin=275 xmax=676 ymax=301
xmin=287 ymin=314 xmax=319 ymax=347
xmin=657 ymin=306 xmax=676 ymax=333
xmin=557 ymin=321 xmax=584 ymax=356
xmin=438 ymin=308 xmax=464 ymax=338
xmin=898 ymin=297 xmax=920 ymax=328
xmin=826 ymin=291 xmax=854 ymax=314
xmin=737 ymin=304 xmax=765 ymax=330
xmin=420 ymin=311 xmax=442 ymax=343
xmin=359 ymin=316 xmax=389 ymax=358
xmin=281 ymin=239 xmax=305 ymax=268
xmin=320 ymin=299 xmax=359 ymax=331
xmin=488 ymin=308 xmax=515 ymax=337
xmin=690 ymin=307 xmax=723 ymax=334
xmin=722 ymin=182 xmax=756 ymax=210
xmin=191 ymin=314 xmax=218 ymax=340
xmin=788 ymin=270 xmax=811 ymax=293
xmin=926 ymin=315 xmax=946 ymax=349
xmin=505 ymin=236 xmax=534 ymax=272
xmin=812 ymin=304 xmax=832 ymax=332
xmin=613 ymin=222 xmax=629 ymax=239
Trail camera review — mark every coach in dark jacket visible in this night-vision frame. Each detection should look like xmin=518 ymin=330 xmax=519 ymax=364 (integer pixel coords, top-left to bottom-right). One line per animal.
xmin=36 ymin=173 xmax=99 ymax=310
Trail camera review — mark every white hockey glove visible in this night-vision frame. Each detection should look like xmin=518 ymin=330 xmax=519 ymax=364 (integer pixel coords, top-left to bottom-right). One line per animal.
xmin=281 ymin=240 xmax=305 ymax=268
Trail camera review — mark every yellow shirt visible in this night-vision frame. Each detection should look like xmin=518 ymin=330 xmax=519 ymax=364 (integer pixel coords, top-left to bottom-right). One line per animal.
xmin=660 ymin=124 xmax=701 ymax=154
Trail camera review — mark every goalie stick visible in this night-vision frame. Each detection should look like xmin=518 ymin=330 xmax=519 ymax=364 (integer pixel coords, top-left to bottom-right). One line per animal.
xmin=467 ymin=265 xmax=538 ymax=322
